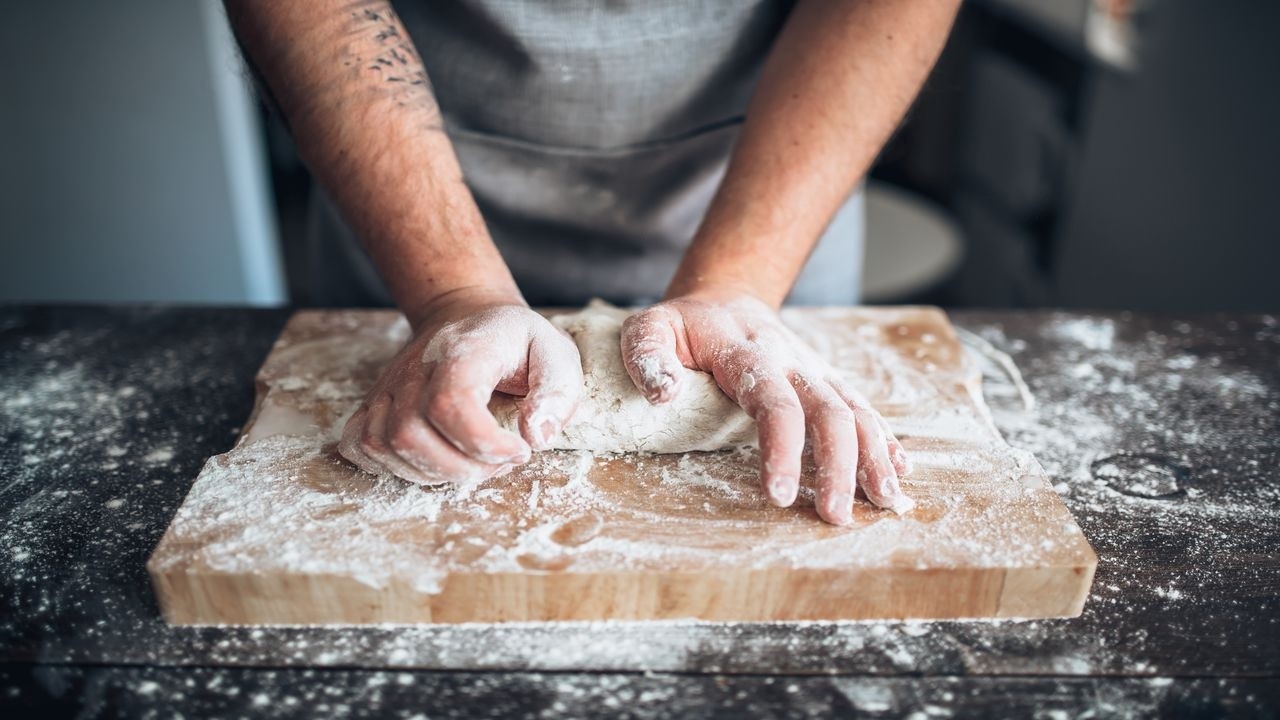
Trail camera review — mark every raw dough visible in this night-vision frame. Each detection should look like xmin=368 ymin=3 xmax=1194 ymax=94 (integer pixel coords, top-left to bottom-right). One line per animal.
xmin=490 ymin=302 xmax=756 ymax=453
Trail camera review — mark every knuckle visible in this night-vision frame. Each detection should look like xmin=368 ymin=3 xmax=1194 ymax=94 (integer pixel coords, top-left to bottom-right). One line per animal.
xmin=732 ymin=366 xmax=764 ymax=396
xmin=857 ymin=465 xmax=884 ymax=487
xmin=359 ymin=433 xmax=382 ymax=457
xmin=423 ymin=391 xmax=458 ymax=423
xmin=623 ymin=307 xmax=672 ymax=339
xmin=337 ymin=432 xmax=362 ymax=460
xmin=620 ymin=312 xmax=653 ymax=338
xmin=738 ymin=370 xmax=784 ymax=402
xmin=340 ymin=414 xmax=363 ymax=441
xmin=769 ymin=385 xmax=806 ymax=415
xmin=622 ymin=325 xmax=663 ymax=353
xmin=854 ymin=408 xmax=887 ymax=440
xmin=816 ymin=478 xmax=851 ymax=498
xmin=757 ymin=401 xmax=804 ymax=430
xmin=531 ymin=388 xmax=576 ymax=417
xmin=387 ymin=423 xmax=422 ymax=456
xmin=820 ymin=401 xmax=857 ymax=429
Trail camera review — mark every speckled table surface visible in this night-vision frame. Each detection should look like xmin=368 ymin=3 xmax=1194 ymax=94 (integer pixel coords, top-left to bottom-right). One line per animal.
xmin=1 ymin=305 xmax=1277 ymax=718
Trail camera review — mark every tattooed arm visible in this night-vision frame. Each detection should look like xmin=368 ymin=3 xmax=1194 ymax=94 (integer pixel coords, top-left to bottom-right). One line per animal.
xmin=225 ymin=1 xmax=584 ymax=486
xmin=223 ymin=0 xmax=520 ymax=326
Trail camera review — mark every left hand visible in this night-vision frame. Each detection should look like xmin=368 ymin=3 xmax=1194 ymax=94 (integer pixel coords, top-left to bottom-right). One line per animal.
xmin=620 ymin=291 xmax=913 ymax=524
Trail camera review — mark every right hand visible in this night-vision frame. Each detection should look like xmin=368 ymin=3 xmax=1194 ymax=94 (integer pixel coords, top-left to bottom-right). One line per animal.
xmin=338 ymin=288 xmax=583 ymax=485
xmin=620 ymin=291 xmax=914 ymax=524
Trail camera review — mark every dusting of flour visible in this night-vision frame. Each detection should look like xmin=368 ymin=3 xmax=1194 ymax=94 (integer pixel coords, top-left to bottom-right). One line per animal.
xmin=490 ymin=302 xmax=756 ymax=453
xmin=151 ymin=308 xmax=1089 ymax=622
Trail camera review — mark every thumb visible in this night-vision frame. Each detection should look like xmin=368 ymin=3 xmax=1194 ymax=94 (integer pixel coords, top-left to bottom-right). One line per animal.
xmin=519 ymin=327 xmax=583 ymax=450
xmin=620 ymin=306 xmax=686 ymax=405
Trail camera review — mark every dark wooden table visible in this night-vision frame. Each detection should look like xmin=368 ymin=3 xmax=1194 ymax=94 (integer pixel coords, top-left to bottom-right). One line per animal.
xmin=1 ymin=306 xmax=1277 ymax=718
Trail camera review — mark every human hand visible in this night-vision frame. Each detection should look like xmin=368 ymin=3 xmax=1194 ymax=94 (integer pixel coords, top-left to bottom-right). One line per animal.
xmin=339 ymin=288 xmax=582 ymax=486
xmin=620 ymin=291 xmax=913 ymax=524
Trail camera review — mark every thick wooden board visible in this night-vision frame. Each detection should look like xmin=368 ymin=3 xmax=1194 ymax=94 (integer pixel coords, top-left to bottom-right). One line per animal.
xmin=147 ymin=308 xmax=1095 ymax=625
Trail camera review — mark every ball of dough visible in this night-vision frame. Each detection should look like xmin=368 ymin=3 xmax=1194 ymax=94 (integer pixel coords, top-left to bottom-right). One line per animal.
xmin=489 ymin=302 xmax=756 ymax=453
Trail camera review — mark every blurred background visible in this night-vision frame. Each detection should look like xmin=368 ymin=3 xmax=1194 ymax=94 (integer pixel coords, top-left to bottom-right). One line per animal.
xmin=2 ymin=0 xmax=1277 ymax=312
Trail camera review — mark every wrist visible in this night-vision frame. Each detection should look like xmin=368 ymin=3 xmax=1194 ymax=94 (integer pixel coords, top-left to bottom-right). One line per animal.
xmin=402 ymin=283 xmax=526 ymax=334
xmin=665 ymin=263 xmax=789 ymax=309
xmin=667 ymin=219 xmax=804 ymax=308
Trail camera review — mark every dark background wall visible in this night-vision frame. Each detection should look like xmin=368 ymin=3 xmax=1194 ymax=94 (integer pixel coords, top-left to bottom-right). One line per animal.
xmin=874 ymin=0 xmax=1280 ymax=311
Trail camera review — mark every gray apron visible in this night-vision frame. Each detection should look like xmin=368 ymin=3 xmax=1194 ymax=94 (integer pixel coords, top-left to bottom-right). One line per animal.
xmin=308 ymin=0 xmax=864 ymax=307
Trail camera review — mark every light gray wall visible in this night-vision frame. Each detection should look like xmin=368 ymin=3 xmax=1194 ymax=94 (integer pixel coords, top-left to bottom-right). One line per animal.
xmin=0 ymin=0 xmax=284 ymax=305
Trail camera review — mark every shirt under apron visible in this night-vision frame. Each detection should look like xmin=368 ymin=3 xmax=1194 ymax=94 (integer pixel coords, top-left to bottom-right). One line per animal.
xmin=306 ymin=0 xmax=864 ymax=307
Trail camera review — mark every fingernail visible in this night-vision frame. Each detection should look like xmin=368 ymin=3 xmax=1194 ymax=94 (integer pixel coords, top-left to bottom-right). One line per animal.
xmin=888 ymin=493 xmax=916 ymax=516
xmin=894 ymin=445 xmax=914 ymax=475
xmin=880 ymin=472 xmax=915 ymax=515
xmin=767 ymin=475 xmax=798 ymax=507
xmin=528 ymin=414 xmax=559 ymax=451
xmin=636 ymin=356 xmax=676 ymax=403
xmin=827 ymin=493 xmax=854 ymax=525
xmin=538 ymin=418 xmax=558 ymax=446
xmin=645 ymin=379 xmax=674 ymax=404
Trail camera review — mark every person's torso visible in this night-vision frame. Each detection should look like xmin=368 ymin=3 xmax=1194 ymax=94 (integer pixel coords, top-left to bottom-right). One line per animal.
xmin=312 ymin=0 xmax=862 ymax=306
xmin=393 ymin=0 xmax=792 ymax=150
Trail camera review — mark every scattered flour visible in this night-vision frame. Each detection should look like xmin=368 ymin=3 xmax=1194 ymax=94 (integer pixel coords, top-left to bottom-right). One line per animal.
xmin=153 ymin=308 xmax=1092 ymax=625
xmin=143 ymin=447 xmax=175 ymax=465
xmin=5 ymin=308 xmax=1276 ymax=695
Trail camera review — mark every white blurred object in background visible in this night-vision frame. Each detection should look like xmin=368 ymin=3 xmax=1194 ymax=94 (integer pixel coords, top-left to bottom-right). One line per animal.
xmin=861 ymin=182 xmax=964 ymax=303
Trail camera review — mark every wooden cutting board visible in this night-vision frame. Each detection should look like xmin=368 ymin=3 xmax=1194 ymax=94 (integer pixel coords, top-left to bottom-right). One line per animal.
xmin=148 ymin=308 xmax=1095 ymax=625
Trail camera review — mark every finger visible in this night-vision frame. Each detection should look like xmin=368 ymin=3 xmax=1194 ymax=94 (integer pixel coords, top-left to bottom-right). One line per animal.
xmin=854 ymin=407 xmax=915 ymax=514
xmin=831 ymin=378 xmax=911 ymax=477
xmin=793 ymin=376 xmax=858 ymax=526
xmin=423 ymin=352 xmax=532 ymax=465
xmin=620 ymin=307 xmax=686 ymax=404
xmin=876 ymin=414 xmax=913 ymax=477
xmin=360 ymin=397 xmax=438 ymax=484
xmin=714 ymin=361 xmax=804 ymax=508
xmin=519 ymin=329 xmax=583 ymax=450
xmin=338 ymin=405 xmax=393 ymax=477
xmin=386 ymin=381 xmax=500 ymax=485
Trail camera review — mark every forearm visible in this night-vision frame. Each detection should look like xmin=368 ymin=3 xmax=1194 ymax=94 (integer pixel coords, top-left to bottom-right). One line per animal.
xmin=223 ymin=0 xmax=519 ymax=327
xmin=668 ymin=0 xmax=959 ymax=306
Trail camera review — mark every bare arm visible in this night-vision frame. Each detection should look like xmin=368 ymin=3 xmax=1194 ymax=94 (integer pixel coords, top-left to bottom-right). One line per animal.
xmin=224 ymin=0 xmax=581 ymax=484
xmin=624 ymin=0 xmax=958 ymax=524
xmin=223 ymin=0 xmax=519 ymax=326
xmin=668 ymin=0 xmax=961 ymax=304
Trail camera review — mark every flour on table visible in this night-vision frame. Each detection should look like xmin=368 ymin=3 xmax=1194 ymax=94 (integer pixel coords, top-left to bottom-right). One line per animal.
xmin=489 ymin=302 xmax=756 ymax=453
xmin=149 ymin=307 xmax=1098 ymax=626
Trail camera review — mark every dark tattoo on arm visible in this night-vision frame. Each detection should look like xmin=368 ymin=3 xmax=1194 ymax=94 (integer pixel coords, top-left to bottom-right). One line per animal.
xmin=340 ymin=1 xmax=441 ymax=127
xmin=222 ymin=0 xmax=445 ymax=135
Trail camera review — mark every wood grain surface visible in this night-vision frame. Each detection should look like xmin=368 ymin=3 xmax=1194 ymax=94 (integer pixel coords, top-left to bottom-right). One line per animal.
xmin=147 ymin=307 xmax=1095 ymax=624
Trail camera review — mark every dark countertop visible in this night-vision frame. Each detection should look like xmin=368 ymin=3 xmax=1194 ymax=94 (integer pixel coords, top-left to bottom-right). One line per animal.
xmin=1 ymin=305 xmax=1277 ymax=718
